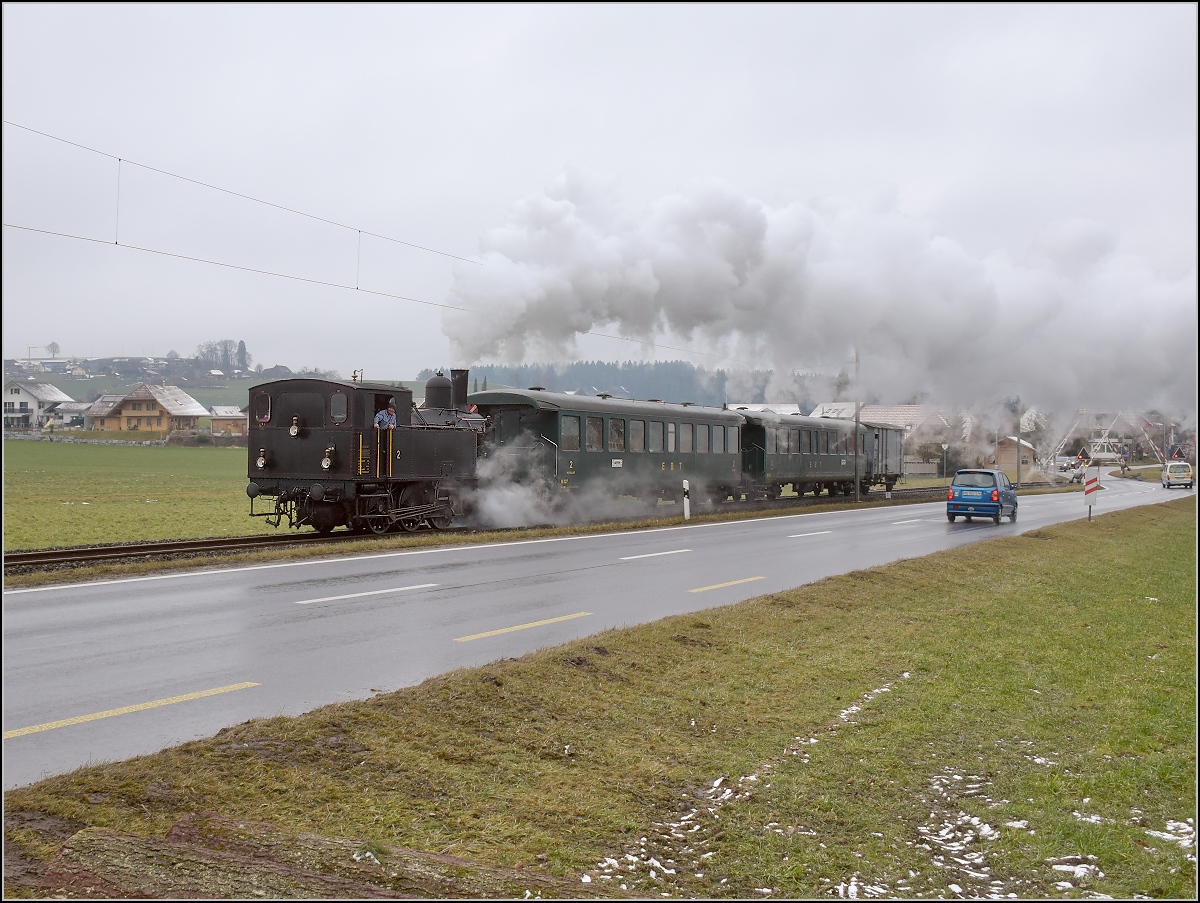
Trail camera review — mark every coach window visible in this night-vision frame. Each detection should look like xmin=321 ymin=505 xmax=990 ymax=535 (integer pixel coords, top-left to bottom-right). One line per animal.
xmin=667 ymin=422 xmax=676 ymax=453
xmin=712 ymin=423 xmax=724 ymax=454
xmin=779 ymin=428 xmax=790 ymax=455
xmin=254 ymin=393 xmax=271 ymax=423
xmin=608 ymin=418 xmax=626 ymax=452
xmin=586 ymin=416 xmax=604 ymax=452
xmin=766 ymin=427 xmax=776 ymax=454
xmin=728 ymin=425 xmax=739 ymax=452
xmin=562 ymin=415 xmax=581 ymax=451
xmin=680 ymin=422 xmax=693 ymax=453
xmin=696 ymin=423 xmax=709 ymax=453
xmin=329 ymin=391 xmax=348 ymax=423
xmin=823 ymin=431 xmax=831 ymax=454
xmin=629 ymin=419 xmax=645 ymax=452
xmin=649 ymin=421 xmax=664 ymax=452
xmin=791 ymin=429 xmax=800 ymax=454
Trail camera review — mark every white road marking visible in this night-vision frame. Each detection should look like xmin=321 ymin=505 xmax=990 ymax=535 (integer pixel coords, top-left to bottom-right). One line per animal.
xmin=294 ymin=583 xmax=437 ymax=605
xmin=620 ymin=549 xmax=691 ymax=560
xmin=788 ymin=531 xmax=832 ymax=538
xmin=891 ymin=518 xmax=923 ymax=525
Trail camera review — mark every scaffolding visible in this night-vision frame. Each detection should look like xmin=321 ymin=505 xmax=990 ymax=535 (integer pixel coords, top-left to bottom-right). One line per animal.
xmin=1050 ymin=410 xmax=1167 ymax=465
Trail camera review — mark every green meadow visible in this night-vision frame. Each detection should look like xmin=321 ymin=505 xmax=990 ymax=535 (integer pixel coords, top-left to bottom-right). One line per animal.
xmin=2 ymin=440 xmax=272 ymax=550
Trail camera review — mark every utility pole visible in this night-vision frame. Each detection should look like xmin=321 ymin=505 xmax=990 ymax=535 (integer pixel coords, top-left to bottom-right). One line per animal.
xmin=1015 ymin=403 xmax=1022 ymax=489
xmin=853 ymin=348 xmax=861 ymax=502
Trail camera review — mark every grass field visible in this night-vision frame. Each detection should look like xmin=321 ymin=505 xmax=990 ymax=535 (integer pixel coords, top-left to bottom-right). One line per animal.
xmin=2 ymin=440 xmax=273 ymax=550
xmin=3 ymin=499 xmax=1194 ymax=898
xmin=2 ymin=439 xmax=1089 ymax=554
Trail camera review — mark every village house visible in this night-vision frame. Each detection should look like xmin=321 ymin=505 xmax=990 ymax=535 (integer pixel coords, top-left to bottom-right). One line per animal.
xmin=3 ymin=381 xmax=75 ymax=429
xmin=209 ymin=405 xmax=248 ymax=436
xmin=996 ymin=436 xmax=1037 ymax=474
xmin=83 ymin=395 xmax=126 ymax=430
xmin=88 ymin=384 xmax=209 ymax=432
xmin=53 ymin=401 xmax=93 ymax=428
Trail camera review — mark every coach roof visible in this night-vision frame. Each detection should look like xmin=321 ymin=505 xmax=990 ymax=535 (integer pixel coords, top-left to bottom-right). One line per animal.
xmin=468 ymin=387 xmax=741 ymax=421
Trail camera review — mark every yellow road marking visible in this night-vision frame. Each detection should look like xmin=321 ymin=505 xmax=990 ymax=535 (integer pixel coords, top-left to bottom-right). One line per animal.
xmin=455 ymin=612 xmax=592 ymax=642
xmin=4 ymin=682 xmax=261 ymax=739
xmin=689 ymin=576 xmax=766 ymax=593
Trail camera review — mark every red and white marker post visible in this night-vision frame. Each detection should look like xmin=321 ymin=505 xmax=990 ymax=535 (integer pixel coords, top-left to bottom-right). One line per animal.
xmin=1083 ymin=464 xmax=1101 ymax=521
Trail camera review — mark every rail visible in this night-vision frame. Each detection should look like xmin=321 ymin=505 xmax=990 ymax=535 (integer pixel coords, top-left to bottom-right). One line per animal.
xmin=4 ymin=485 xmax=951 ymax=573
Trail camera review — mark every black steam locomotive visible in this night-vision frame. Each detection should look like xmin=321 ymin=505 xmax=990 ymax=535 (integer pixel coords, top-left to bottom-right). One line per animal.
xmin=246 ymin=370 xmax=482 ymax=533
xmin=246 ymin=369 xmax=905 ymax=533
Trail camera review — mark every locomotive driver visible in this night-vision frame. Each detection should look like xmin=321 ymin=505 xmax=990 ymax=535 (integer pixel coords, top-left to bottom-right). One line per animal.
xmin=373 ymin=401 xmax=397 ymax=430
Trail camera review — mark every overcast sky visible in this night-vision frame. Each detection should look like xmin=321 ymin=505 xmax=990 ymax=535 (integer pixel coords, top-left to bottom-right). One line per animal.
xmin=3 ymin=3 xmax=1196 ymax=418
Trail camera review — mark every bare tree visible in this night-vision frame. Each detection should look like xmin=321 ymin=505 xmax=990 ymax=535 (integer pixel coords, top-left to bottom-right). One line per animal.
xmin=46 ymin=342 xmax=60 ymax=358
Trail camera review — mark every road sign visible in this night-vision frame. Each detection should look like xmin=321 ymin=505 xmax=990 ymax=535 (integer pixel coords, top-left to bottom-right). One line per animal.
xmin=1084 ymin=465 xmax=1101 ymax=519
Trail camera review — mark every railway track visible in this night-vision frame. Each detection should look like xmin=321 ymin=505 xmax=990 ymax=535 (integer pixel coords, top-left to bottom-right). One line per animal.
xmin=4 ymin=485 xmax=948 ymax=572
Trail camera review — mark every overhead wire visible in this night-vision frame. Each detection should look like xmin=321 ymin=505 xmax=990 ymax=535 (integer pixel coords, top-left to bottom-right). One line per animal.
xmin=2 ymin=120 xmax=760 ymax=367
xmin=7 ymin=222 xmax=758 ymax=367
xmin=2 ymin=119 xmax=480 ymax=265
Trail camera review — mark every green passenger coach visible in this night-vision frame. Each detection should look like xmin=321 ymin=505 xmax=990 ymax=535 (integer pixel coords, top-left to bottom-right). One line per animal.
xmin=469 ymin=387 xmax=744 ymax=504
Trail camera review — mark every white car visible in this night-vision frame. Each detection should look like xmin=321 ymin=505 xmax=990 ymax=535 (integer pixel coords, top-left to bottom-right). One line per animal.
xmin=1162 ymin=462 xmax=1194 ymax=489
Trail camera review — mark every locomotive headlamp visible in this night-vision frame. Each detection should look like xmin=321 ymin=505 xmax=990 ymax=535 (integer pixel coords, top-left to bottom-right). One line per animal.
xmin=321 ymin=446 xmax=335 ymax=470
xmin=289 ymin=415 xmax=300 ymax=438
xmin=256 ymin=448 xmax=268 ymax=469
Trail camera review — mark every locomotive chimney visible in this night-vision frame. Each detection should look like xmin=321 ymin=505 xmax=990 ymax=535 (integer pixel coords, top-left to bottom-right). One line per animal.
xmin=451 ymin=369 xmax=469 ymax=410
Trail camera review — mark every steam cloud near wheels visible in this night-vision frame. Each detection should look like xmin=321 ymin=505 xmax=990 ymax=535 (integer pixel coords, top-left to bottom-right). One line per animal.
xmin=443 ymin=168 xmax=1196 ymax=421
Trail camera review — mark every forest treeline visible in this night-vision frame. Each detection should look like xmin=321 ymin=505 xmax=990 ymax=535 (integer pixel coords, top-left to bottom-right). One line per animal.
xmin=417 ymin=361 xmax=836 ymax=409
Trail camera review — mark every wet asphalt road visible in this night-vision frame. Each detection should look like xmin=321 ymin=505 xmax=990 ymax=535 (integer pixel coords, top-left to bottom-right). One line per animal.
xmin=3 ymin=478 xmax=1186 ymax=789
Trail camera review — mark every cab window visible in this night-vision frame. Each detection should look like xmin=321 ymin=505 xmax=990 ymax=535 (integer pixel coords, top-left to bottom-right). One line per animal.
xmin=586 ymin=416 xmax=604 ymax=452
xmin=329 ymin=391 xmax=347 ymax=423
xmin=608 ymin=418 xmax=626 ymax=452
xmin=253 ymin=393 xmax=271 ymax=423
xmin=562 ymin=415 xmax=581 ymax=451
xmin=629 ymin=419 xmax=645 ymax=452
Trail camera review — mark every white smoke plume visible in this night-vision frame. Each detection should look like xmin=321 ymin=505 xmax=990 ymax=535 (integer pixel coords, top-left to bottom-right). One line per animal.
xmin=465 ymin=438 xmax=664 ymax=529
xmin=444 ymin=167 xmax=1196 ymax=421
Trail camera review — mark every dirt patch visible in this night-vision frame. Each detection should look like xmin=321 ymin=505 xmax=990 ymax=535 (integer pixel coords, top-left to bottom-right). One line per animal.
xmin=8 ymin=811 xmax=588 ymax=898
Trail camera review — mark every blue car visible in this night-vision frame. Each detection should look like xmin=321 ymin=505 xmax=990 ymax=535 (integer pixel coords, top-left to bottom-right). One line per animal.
xmin=947 ymin=469 xmax=1017 ymax=524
